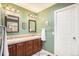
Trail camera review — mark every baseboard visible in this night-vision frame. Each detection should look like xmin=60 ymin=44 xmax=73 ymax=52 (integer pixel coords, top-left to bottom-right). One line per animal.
xmin=41 ymin=49 xmax=54 ymax=55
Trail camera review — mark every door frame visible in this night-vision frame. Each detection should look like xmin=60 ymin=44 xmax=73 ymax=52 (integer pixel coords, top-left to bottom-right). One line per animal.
xmin=54 ymin=4 xmax=78 ymax=55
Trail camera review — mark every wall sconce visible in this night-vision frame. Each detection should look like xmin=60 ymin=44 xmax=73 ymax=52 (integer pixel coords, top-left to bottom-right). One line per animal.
xmin=16 ymin=10 xmax=20 ymax=13
xmin=11 ymin=8 xmax=15 ymax=12
xmin=28 ymin=14 xmax=37 ymax=19
xmin=4 ymin=5 xmax=20 ymax=13
xmin=45 ymin=21 xmax=48 ymax=25
xmin=5 ymin=6 xmax=10 ymax=10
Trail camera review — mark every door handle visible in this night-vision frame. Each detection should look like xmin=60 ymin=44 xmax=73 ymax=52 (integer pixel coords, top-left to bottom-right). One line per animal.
xmin=73 ymin=37 xmax=76 ymax=40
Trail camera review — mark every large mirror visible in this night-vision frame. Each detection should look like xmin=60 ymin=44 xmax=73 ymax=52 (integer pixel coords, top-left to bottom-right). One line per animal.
xmin=28 ymin=20 xmax=36 ymax=32
xmin=5 ymin=15 xmax=19 ymax=33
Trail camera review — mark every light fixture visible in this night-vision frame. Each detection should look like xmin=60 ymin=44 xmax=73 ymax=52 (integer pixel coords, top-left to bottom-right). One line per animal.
xmin=4 ymin=5 xmax=20 ymax=13
xmin=5 ymin=7 xmax=10 ymax=10
xmin=45 ymin=21 xmax=48 ymax=25
xmin=11 ymin=8 xmax=15 ymax=12
xmin=16 ymin=10 xmax=20 ymax=13
xmin=28 ymin=14 xmax=37 ymax=19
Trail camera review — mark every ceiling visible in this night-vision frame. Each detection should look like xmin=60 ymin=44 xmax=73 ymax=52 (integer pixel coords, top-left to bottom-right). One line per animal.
xmin=14 ymin=3 xmax=56 ymax=13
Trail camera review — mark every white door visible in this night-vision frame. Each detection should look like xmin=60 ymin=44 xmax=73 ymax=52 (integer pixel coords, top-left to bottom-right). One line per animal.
xmin=54 ymin=4 xmax=78 ymax=56
xmin=75 ymin=5 xmax=79 ymax=55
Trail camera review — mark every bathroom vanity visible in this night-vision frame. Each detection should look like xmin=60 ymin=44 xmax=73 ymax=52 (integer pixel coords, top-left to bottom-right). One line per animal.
xmin=7 ymin=35 xmax=42 ymax=56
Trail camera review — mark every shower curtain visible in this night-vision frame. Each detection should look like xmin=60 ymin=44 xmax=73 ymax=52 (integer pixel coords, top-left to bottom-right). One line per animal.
xmin=3 ymin=27 xmax=9 ymax=56
xmin=0 ymin=26 xmax=9 ymax=56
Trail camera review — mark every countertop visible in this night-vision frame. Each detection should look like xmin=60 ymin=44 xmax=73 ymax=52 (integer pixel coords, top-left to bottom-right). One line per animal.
xmin=7 ymin=36 xmax=41 ymax=45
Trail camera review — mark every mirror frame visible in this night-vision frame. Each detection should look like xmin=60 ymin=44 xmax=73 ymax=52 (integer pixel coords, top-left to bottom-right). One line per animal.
xmin=5 ymin=15 xmax=19 ymax=33
xmin=28 ymin=20 xmax=36 ymax=32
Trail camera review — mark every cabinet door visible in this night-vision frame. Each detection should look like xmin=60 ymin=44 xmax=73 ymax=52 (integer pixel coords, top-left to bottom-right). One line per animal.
xmin=25 ymin=41 xmax=33 ymax=56
xmin=38 ymin=39 xmax=42 ymax=50
xmin=33 ymin=39 xmax=42 ymax=54
xmin=8 ymin=44 xmax=17 ymax=56
xmin=16 ymin=42 xmax=25 ymax=56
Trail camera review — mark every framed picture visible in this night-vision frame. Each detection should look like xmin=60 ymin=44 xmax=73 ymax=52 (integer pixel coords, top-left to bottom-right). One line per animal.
xmin=22 ymin=22 xmax=27 ymax=30
xmin=28 ymin=20 xmax=36 ymax=32
xmin=5 ymin=15 xmax=19 ymax=33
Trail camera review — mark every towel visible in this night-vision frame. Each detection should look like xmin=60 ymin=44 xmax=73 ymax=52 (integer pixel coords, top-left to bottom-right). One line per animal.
xmin=41 ymin=28 xmax=46 ymax=41
xmin=0 ymin=26 xmax=3 ymax=56
xmin=3 ymin=27 xmax=9 ymax=56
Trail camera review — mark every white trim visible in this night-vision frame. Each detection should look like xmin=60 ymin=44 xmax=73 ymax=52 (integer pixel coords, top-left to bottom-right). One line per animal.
xmin=41 ymin=49 xmax=54 ymax=55
xmin=55 ymin=4 xmax=78 ymax=13
xmin=54 ymin=3 xmax=78 ymax=55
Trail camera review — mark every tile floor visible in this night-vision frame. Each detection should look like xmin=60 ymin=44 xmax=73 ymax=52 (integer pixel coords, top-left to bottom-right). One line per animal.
xmin=32 ymin=49 xmax=54 ymax=56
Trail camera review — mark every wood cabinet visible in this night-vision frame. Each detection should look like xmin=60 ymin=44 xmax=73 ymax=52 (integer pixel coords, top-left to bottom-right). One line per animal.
xmin=33 ymin=39 xmax=42 ymax=54
xmin=25 ymin=40 xmax=33 ymax=56
xmin=16 ymin=42 xmax=25 ymax=56
xmin=8 ymin=44 xmax=17 ymax=56
xmin=8 ymin=38 xmax=42 ymax=56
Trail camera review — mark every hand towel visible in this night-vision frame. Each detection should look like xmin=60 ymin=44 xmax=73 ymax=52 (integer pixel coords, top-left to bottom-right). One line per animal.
xmin=41 ymin=28 xmax=46 ymax=41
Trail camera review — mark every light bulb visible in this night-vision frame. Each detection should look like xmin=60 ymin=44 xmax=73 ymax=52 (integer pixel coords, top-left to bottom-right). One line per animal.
xmin=45 ymin=21 xmax=48 ymax=25
xmin=6 ymin=7 xmax=9 ymax=10
xmin=11 ymin=8 xmax=15 ymax=12
xmin=17 ymin=10 xmax=19 ymax=13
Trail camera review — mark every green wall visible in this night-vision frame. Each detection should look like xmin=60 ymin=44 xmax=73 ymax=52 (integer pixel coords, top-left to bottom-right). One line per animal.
xmin=37 ymin=3 xmax=74 ymax=53
xmin=1 ymin=3 xmax=38 ymax=35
